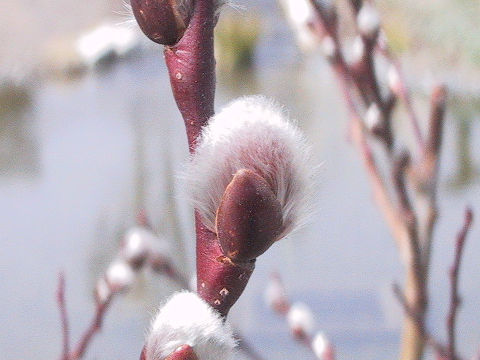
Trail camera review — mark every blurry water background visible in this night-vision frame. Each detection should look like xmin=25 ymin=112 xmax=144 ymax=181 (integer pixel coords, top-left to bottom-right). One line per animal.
xmin=1 ymin=0 xmax=480 ymax=359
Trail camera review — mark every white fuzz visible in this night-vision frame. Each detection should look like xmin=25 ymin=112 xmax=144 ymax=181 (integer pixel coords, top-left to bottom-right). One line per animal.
xmin=311 ymin=332 xmax=329 ymax=359
xmin=105 ymin=260 xmax=136 ymax=292
xmin=145 ymin=291 xmax=236 ymax=360
xmin=365 ymin=102 xmax=382 ymax=130
xmin=278 ymin=0 xmax=318 ymax=52
xmin=387 ymin=65 xmax=401 ymax=95
xmin=95 ymin=277 xmax=112 ymax=304
xmin=264 ymin=275 xmax=286 ymax=310
xmin=287 ymin=302 xmax=315 ymax=336
xmin=351 ymin=36 xmax=365 ymax=64
xmin=117 ymin=1 xmax=137 ymax=27
xmin=357 ymin=3 xmax=381 ymax=39
xmin=186 ymin=95 xmax=314 ymax=239
xmin=122 ymin=226 xmax=155 ymax=264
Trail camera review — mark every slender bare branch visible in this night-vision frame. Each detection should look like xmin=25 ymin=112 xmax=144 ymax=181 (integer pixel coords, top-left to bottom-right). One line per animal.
xmin=447 ymin=208 xmax=474 ymax=359
xmin=393 ymin=283 xmax=447 ymax=358
xmin=266 ymin=273 xmax=336 ymax=360
xmin=69 ymin=294 xmax=114 ymax=360
xmin=57 ymin=272 xmax=70 ymax=360
xmin=427 ymin=85 xmax=447 ymax=157
xmin=377 ymin=40 xmax=425 ymax=152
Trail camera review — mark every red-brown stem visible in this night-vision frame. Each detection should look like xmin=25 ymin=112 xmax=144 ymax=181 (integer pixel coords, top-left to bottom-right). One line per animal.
xmin=57 ymin=272 xmax=70 ymax=360
xmin=377 ymin=42 xmax=425 ymax=153
xmin=163 ymin=0 xmax=256 ymax=317
xmin=447 ymin=208 xmax=474 ymax=360
xmin=164 ymin=0 xmax=216 ymax=151
xmin=69 ymin=294 xmax=114 ymax=360
xmin=427 ymin=85 xmax=447 ymax=157
xmin=421 ymin=85 xmax=447 ymax=273
xmin=194 ymin=214 xmax=255 ymax=316
xmin=393 ymin=152 xmax=413 ymax=214
xmin=158 ymin=256 xmax=262 ymax=360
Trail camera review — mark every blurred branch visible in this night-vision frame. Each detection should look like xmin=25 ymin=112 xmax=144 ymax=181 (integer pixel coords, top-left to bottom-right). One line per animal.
xmin=301 ymin=1 xmax=455 ymax=359
xmin=393 ymin=207 xmax=474 ymax=360
xmin=447 ymin=208 xmax=474 ymax=360
xmin=393 ymin=283 xmax=447 ymax=359
xmin=69 ymin=294 xmax=114 ymax=360
xmin=265 ymin=273 xmax=336 ymax=360
xmin=57 ymin=272 xmax=70 ymax=360
xmin=376 ymin=38 xmax=425 ymax=152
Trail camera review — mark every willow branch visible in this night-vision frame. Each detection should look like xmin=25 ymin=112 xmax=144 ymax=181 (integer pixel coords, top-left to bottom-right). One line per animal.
xmin=447 ymin=208 xmax=474 ymax=359
xmin=57 ymin=272 xmax=70 ymax=360
xmin=69 ymin=294 xmax=114 ymax=360
xmin=393 ymin=283 xmax=447 ymax=358
xmin=377 ymin=40 xmax=425 ymax=152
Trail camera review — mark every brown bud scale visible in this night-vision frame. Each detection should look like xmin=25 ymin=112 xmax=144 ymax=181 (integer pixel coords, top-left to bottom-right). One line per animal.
xmin=216 ymin=169 xmax=284 ymax=263
xmin=131 ymin=0 xmax=192 ymax=45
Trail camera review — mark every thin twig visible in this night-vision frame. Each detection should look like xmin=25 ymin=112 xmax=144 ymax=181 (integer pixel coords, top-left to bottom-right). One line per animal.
xmin=267 ymin=273 xmax=336 ymax=360
xmin=307 ymin=1 xmax=413 ymax=262
xmin=377 ymin=40 xmax=425 ymax=152
xmin=69 ymin=294 xmax=114 ymax=360
xmin=393 ymin=283 xmax=447 ymax=358
xmin=426 ymin=85 xmax=447 ymax=157
xmin=393 ymin=152 xmax=413 ymax=215
xmin=414 ymin=85 xmax=447 ymax=295
xmin=447 ymin=208 xmax=474 ymax=359
xmin=328 ymin=41 xmax=412 ymax=262
xmin=57 ymin=272 xmax=70 ymax=360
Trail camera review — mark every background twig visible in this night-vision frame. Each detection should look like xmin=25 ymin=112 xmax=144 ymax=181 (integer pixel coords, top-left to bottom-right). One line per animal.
xmin=447 ymin=208 xmax=474 ymax=360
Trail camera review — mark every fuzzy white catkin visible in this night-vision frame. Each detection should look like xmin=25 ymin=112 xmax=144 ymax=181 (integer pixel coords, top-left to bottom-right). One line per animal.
xmin=277 ymin=0 xmax=319 ymax=52
xmin=351 ymin=36 xmax=365 ymax=63
xmin=357 ymin=3 xmax=381 ymax=38
xmin=264 ymin=276 xmax=286 ymax=309
xmin=144 ymin=291 xmax=236 ymax=360
xmin=388 ymin=65 xmax=401 ymax=94
xmin=186 ymin=95 xmax=315 ymax=240
xmin=365 ymin=102 xmax=382 ymax=130
xmin=311 ymin=332 xmax=329 ymax=359
xmin=123 ymin=226 xmax=153 ymax=264
xmin=287 ymin=302 xmax=316 ymax=335
xmin=105 ymin=260 xmax=136 ymax=292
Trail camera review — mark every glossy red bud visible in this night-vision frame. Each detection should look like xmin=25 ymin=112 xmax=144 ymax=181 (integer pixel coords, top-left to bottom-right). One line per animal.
xmin=131 ymin=0 xmax=192 ymax=45
xmin=140 ymin=344 xmax=198 ymax=360
xmin=216 ymin=169 xmax=283 ymax=263
xmin=165 ymin=345 xmax=199 ymax=360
